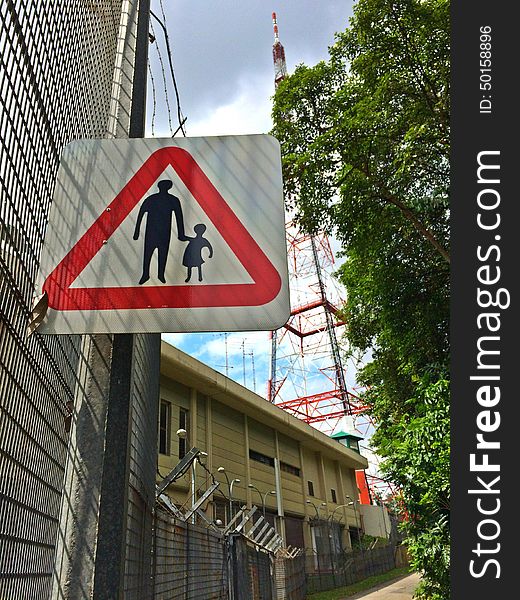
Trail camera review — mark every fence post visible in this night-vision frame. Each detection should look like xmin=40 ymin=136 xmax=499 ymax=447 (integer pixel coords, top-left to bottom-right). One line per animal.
xmin=229 ymin=533 xmax=251 ymax=600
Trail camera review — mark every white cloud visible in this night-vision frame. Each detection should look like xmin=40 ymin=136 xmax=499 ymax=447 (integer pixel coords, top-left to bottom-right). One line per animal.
xmin=162 ymin=333 xmax=189 ymax=347
xmin=185 ymin=75 xmax=274 ymax=138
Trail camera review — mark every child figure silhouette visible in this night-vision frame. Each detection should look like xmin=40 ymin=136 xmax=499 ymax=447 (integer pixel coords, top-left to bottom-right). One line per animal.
xmin=183 ymin=224 xmax=213 ymax=282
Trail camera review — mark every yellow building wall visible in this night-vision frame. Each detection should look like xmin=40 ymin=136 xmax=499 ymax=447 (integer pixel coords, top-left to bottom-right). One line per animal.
xmin=248 ymin=418 xmax=275 ymax=457
xmin=323 ymin=458 xmax=340 ymax=506
xmin=247 ymin=418 xmax=277 ymax=505
xmin=280 ymin=470 xmax=303 ymax=516
xmin=158 ymin=380 xmax=190 ymax=465
xmin=342 ymin=465 xmax=359 ymax=501
xmin=211 ymin=399 xmax=246 ymax=484
xmin=157 ymin=378 xmax=192 ymax=503
xmin=277 ymin=435 xmax=302 ymax=514
xmin=278 ymin=432 xmax=301 ymax=467
xmin=157 ymin=363 xmax=366 ymax=549
xmin=301 ymin=447 xmax=323 ymax=502
xmin=196 ymin=393 xmax=207 ymax=454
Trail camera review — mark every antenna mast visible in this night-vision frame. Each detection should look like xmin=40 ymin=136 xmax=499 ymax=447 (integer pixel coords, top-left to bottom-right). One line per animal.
xmin=268 ymin=12 xmax=355 ymax=429
xmin=267 ymin=12 xmax=390 ymax=504
xmin=272 ymin=12 xmax=288 ymax=87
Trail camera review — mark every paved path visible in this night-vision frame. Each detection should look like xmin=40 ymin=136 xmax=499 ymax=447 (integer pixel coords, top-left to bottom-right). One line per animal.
xmin=341 ymin=572 xmax=421 ymax=600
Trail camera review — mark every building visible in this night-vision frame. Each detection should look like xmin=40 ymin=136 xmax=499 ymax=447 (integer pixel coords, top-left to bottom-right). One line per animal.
xmin=158 ymin=341 xmax=368 ymax=552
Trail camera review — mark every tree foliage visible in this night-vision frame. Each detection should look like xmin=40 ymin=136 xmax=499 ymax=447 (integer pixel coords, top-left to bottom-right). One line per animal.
xmin=271 ymin=1 xmax=450 ymax=597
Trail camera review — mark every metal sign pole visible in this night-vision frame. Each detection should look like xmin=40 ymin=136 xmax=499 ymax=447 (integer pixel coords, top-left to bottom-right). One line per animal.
xmin=52 ymin=2 xmax=159 ymax=598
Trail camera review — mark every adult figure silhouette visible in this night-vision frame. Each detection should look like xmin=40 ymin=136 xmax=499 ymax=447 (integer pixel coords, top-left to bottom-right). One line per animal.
xmin=133 ymin=180 xmax=187 ymax=284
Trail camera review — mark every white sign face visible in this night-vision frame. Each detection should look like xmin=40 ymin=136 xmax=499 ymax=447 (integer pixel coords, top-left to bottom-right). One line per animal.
xmin=36 ymin=135 xmax=290 ymax=334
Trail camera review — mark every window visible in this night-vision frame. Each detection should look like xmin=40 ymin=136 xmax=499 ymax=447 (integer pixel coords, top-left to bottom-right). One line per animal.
xmin=285 ymin=515 xmax=305 ymax=549
xmin=307 ymin=480 xmax=315 ymax=497
xmin=349 ymin=439 xmax=360 ymax=452
xmin=249 ymin=449 xmax=275 ymax=467
xmin=331 ymin=488 xmax=337 ymax=503
xmin=159 ymin=400 xmax=171 ymax=455
xmin=280 ymin=461 xmax=301 ymax=477
xmin=178 ymin=407 xmax=189 ymax=458
xmin=214 ymin=500 xmax=227 ymax=526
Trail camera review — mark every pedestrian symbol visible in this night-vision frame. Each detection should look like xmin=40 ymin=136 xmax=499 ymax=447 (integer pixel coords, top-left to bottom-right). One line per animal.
xmin=182 ymin=224 xmax=213 ymax=283
xmin=133 ymin=179 xmax=188 ymax=285
xmin=34 ymin=135 xmax=290 ymax=334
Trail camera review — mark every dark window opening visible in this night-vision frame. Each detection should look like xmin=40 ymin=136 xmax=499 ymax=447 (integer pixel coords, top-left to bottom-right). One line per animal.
xmin=249 ymin=449 xmax=275 ymax=467
xmin=178 ymin=407 xmax=189 ymax=458
xmin=285 ymin=515 xmax=305 ymax=549
xmin=214 ymin=500 xmax=227 ymax=526
xmin=331 ymin=488 xmax=337 ymax=503
xmin=159 ymin=400 xmax=171 ymax=455
xmin=307 ymin=480 xmax=315 ymax=497
xmin=252 ymin=509 xmax=276 ymax=530
xmin=280 ymin=461 xmax=301 ymax=477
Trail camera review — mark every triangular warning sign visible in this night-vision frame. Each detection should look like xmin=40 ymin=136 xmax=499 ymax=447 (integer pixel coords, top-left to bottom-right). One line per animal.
xmin=43 ymin=146 xmax=282 ymax=311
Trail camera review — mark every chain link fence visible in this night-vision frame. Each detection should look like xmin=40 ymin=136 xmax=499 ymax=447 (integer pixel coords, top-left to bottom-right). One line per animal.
xmin=151 ymin=501 xmax=406 ymax=600
xmin=274 ymin=553 xmax=306 ymax=600
xmin=246 ymin=542 xmax=273 ymax=600
xmin=305 ymin=543 xmax=406 ymax=595
xmin=152 ymin=506 xmax=288 ymax=600
xmin=153 ymin=507 xmax=229 ymax=599
xmin=301 ymin=518 xmax=410 ymax=595
xmin=124 ymin=333 xmax=161 ymax=599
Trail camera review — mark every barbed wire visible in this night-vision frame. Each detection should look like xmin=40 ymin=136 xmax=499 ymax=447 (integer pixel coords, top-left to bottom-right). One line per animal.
xmin=149 ymin=15 xmax=174 ymax=135
xmin=150 ymin=4 xmax=187 ymax=136
xmin=147 ymin=59 xmax=158 ymax=135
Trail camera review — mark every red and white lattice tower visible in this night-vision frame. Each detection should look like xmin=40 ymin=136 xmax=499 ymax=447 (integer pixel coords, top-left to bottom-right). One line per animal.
xmin=272 ymin=12 xmax=288 ymax=86
xmin=267 ymin=12 xmax=393 ymax=504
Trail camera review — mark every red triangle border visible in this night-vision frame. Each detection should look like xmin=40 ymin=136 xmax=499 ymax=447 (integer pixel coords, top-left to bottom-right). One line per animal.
xmin=43 ymin=146 xmax=282 ymax=311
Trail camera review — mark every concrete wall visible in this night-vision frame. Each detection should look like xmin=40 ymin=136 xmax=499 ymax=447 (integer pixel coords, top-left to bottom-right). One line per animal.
xmin=359 ymin=503 xmax=392 ymax=539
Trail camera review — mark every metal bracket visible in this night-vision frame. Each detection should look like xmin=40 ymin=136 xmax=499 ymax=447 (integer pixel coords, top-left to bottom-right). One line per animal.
xmin=156 ymin=447 xmax=201 ymax=496
xmin=156 ymin=490 xmax=184 ymax=519
xmin=192 ymin=506 xmax=222 ymax=532
xmin=234 ymin=505 xmax=257 ymax=533
xmin=183 ymin=481 xmax=220 ymax=520
xmin=248 ymin=515 xmax=266 ymax=538
xmin=26 ymin=292 xmax=48 ymax=335
xmin=265 ymin=533 xmax=283 ymax=552
xmin=224 ymin=505 xmax=248 ymax=534
xmin=258 ymin=527 xmax=276 ymax=548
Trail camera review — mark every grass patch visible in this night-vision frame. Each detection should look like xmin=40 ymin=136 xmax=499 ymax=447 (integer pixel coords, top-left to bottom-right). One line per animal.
xmin=306 ymin=567 xmax=413 ymax=600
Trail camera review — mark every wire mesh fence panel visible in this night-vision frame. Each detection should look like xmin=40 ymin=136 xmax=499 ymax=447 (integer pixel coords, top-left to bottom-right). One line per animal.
xmin=153 ymin=508 xmax=229 ymax=600
xmin=187 ymin=522 xmax=229 ymax=599
xmin=274 ymin=554 xmax=306 ymax=600
xmin=125 ymin=486 xmax=153 ymax=599
xmin=305 ymin=544 xmax=398 ymax=595
xmin=0 ymin=2 xmax=123 ymax=599
xmin=247 ymin=545 xmax=273 ymax=600
xmin=124 ymin=334 xmax=160 ymax=599
xmin=153 ymin=509 xmax=187 ymax=598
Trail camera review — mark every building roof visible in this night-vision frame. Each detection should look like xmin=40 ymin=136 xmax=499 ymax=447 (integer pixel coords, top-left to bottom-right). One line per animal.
xmin=330 ymin=430 xmax=364 ymax=441
xmin=161 ymin=341 xmax=368 ymax=470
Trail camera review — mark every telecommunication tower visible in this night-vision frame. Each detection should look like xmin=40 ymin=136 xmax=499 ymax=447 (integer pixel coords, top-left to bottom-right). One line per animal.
xmin=268 ymin=12 xmax=363 ymax=433
xmin=272 ymin=12 xmax=288 ymax=86
xmin=267 ymin=12 xmax=389 ymax=504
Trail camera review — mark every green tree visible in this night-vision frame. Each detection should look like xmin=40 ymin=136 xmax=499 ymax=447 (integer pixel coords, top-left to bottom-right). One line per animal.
xmin=271 ymin=1 xmax=450 ymax=597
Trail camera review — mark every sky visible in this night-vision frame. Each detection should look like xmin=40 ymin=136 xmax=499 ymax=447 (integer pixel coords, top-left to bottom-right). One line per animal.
xmin=146 ymin=0 xmax=359 ymax=401
xmin=147 ymin=1 xmax=355 ymax=137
